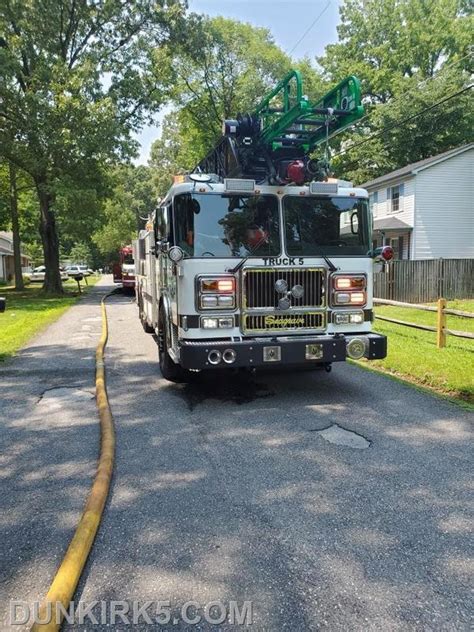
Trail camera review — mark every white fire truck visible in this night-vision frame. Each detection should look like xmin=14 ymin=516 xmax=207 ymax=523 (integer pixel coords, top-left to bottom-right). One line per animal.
xmin=135 ymin=71 xmax=392 ymax=382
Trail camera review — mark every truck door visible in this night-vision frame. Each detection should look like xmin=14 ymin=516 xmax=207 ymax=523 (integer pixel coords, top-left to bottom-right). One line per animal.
xmin=155 ymin=203 xmax=177 ymax=324
xmin=145 ymin=231 xmax=158 ymax=325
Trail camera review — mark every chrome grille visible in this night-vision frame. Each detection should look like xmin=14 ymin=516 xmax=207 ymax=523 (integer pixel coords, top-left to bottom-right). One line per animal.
xmin=243 ymin=312 xmax=325 ymax=333
xmin=243 ymin=268 xmax=326 ymax=310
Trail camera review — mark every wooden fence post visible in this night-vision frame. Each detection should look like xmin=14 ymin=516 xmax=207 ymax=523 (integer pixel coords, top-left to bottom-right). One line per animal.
xmin=437 ymin=298 xmax=446 ymax=348
xmin=437 ymin=258 xmax=445 ymax=298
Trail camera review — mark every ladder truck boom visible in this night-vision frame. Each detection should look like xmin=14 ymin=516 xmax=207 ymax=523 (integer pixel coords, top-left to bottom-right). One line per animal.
xmin=195 ymin=71 xmax=364 ymax=184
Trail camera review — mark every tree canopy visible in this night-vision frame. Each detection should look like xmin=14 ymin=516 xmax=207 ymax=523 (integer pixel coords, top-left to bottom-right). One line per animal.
xmin=0 ymin=1 xmax=471 ymax=281
xmin=149 ymin=16 xmax=325 ymax=196
xmin=93 ymin=164 xmax=156 ymax=259
xmin=318 ymin=0 xmax=473 ymax=182
xmin=0 ymin=0 xmax=186 ymax=291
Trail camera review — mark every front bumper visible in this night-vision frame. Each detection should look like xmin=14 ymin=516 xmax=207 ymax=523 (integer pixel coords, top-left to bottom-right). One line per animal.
xmin=179 ymin=333 xmax=387 ymax=370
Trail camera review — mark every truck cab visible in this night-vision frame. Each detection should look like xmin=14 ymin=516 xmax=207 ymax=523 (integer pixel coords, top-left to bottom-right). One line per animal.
xmin=135 ymin=175 xmax=388 ymax=382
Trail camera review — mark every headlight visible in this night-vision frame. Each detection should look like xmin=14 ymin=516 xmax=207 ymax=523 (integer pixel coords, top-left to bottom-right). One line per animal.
xmin=200 ymin=316 xmax=234 ymax=329
xmin=332 ymin=274 xmax=367 ymax=307
xmin=218 ymin=295 xmax=234 ymax=308
xmin=218 ymin=317 xmax=234 ymax=328
xmin=335 ymin=292 xmax=351 ymax=304
xmin=200 ymin=278 xmax=235 ymax=293
xmin=333 ymin=311 xmax=364 ymax=325
xmin=198 ymin=276 xmax=236 ymax=310
xmin=349 ymin=292 xmax=366 ymax=305
xmin=334 ymin=276 xmax=365 ymax=290
xmin=201 ymin=295 xmax=218 ymax=308
xmin=200 ymin=294 xmax=236 ymax=309
xmin=334 ymin=292 xmax=366 ymax=306
xmin=202 ymin=317 xmax=219 ymax=329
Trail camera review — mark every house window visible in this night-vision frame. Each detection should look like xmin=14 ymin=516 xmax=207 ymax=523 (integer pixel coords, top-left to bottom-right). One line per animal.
xmin=369 ymin=191 xmax=378 ymax=207
xmin=369 ymin=191 xmax=378 ymax=216
xmin=388 ymin=183 xmax=404 ymax=213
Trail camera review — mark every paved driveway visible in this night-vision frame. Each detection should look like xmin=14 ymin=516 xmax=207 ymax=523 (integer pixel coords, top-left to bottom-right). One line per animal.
xmin=0 ymin=280 xmax=472 ymax=630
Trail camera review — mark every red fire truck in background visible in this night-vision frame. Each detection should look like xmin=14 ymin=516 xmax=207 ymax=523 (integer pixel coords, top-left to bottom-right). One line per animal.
xmin=113 ymin=245 xmax=136 ymax=290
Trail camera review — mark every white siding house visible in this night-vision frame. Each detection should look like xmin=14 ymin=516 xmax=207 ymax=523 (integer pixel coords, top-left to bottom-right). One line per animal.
xmin=0 ymin=232 xmax=32 ymax=283
xmin=362 ymin=144 xmax=473 ymax=260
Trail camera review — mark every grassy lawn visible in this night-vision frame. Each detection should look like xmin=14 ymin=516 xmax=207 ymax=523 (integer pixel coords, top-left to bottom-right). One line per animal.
xmin=358 ymin=299 xmax=474 ymax=406
xmin=0 ymin=275 xmax=100 ymax=362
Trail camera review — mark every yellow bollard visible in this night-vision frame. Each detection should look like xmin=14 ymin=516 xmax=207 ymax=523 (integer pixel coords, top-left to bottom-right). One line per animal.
xmin=437 ymin=298 xmax=447 ymax=348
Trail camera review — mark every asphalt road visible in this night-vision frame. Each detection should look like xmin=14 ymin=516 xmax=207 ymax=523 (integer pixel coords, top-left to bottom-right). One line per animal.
xmin=0 ymin=277 xmax=472 ymax=631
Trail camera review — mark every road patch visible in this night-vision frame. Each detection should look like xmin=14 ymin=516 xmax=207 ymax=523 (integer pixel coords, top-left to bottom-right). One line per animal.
xmin=315 ymin=424 xmax=370 ymax=449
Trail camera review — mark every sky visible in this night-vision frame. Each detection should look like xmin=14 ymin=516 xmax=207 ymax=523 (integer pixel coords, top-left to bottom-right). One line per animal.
xmin=134 ymin=0 xmax=342 ymax=164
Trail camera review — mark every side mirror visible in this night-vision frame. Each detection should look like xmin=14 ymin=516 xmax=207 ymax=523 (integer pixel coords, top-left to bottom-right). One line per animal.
xmin=350 ymin=212 xmax=359 ymax=235
xmin=157 ymin=240 xmax=170 ymax=255
xmin=0 ymin=297 xmax=5 ymax=313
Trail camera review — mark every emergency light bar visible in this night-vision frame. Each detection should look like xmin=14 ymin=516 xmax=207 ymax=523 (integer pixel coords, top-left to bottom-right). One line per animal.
xmin=225 ymin=178 xmax=256 ymax=193
xmin=309 ymin=181 xmax=338 ymax=195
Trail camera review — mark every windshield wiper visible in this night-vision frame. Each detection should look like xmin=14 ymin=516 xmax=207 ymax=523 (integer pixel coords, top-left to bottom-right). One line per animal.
xmin=316 ymin=248 xmax=337 ymax=272
xmin=227 ymin=232 xmax=270 ymax=274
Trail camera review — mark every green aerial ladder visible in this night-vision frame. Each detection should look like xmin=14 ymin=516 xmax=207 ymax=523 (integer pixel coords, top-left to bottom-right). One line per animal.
xmin=195 ymin=70 xmax=364 ymax=184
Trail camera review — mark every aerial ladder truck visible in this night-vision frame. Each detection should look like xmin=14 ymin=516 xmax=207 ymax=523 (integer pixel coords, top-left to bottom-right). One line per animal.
xmin=135 ymin=71 xmax=393 ymax=382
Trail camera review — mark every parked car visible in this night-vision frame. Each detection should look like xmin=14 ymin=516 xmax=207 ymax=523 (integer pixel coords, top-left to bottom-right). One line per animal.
xmin=65 ymin=265 xmax=92 ymax=278
xmin=27 ymin=265 xmax=69 ymax=282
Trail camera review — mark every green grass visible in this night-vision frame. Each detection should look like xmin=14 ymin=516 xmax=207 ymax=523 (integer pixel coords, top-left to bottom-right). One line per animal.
xmin=359 ymin=299 xmax=474 ymax=405
xmin=0 ymin=275 xmax=100 ymax=362
xmin=436 ymin=299 xmax=474 ymax=313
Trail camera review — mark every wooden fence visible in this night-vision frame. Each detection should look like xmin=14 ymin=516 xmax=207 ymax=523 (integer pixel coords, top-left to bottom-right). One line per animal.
xmin=374 ymin=298 xmax=474 ymax=348
xmin=374 ymin=259 xmax=474 ymax=303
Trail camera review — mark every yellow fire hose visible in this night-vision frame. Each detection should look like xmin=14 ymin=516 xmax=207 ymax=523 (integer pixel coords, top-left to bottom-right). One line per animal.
xmin=31 ymin=293 xmax=116 ymax=631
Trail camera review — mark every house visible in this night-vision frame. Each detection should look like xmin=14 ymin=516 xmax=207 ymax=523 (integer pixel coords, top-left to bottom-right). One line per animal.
xmin=362 ymin=144 xmax=474 ymax=260
xmin=0 ymin=232 xmax=32 ymax=283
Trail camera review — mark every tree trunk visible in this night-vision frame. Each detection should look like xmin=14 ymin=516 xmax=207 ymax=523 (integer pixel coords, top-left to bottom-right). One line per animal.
xmin=36 ymin=178 xmax=63 ymax=294
xmin=9 ymin=163 xmax=25 ymax=291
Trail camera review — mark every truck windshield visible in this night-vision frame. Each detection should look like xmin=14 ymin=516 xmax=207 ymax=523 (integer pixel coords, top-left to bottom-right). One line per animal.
xmin=173 ymin=193 xmax=280 ymax=257
xmin=283 ymin=196 xmax=371 ymax=256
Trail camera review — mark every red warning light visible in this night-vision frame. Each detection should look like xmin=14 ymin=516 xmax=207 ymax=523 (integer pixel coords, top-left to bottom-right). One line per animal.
xmin=287 ymin=161 xmax=306 ymax=185
xmin=381 ymin=246 xmax=394 ymax=261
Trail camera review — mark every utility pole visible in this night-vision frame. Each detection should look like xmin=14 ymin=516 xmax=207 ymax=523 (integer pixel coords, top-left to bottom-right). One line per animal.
xmin=9 ymin=162 xmax=24 ymax=290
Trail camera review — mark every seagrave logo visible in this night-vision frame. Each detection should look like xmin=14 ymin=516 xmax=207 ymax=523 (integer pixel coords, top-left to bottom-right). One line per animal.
xmin=264 ymin=315 xmax=305 ymax=327
xmin=9 ymin=600 xmax=253 ymax=626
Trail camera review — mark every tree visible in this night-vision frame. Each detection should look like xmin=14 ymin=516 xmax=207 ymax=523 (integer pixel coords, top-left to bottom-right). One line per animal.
xmin=149 ymin=17 xmax=326 ymax=195
xmin=69 ymin=241 xmax=93 ymax=266
xmin=318 ymin=0 xmax=473 ymax=182
xmin=149 ymin=112 xmax=189 ymax=197
xmin=93 ymin=164 xmax=156 ymax=258
xmin=0 ymin=0 xmax=186 ymax=293
xmin=0 ymin=159 xmax=36 ymax=287
xmin=8 ymin=162 xmax=24 ymax=289
xmin=0 ymin=162 xmax=9 ymax=229
xmin=24 ymin=242 xmax=43 ymax=268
